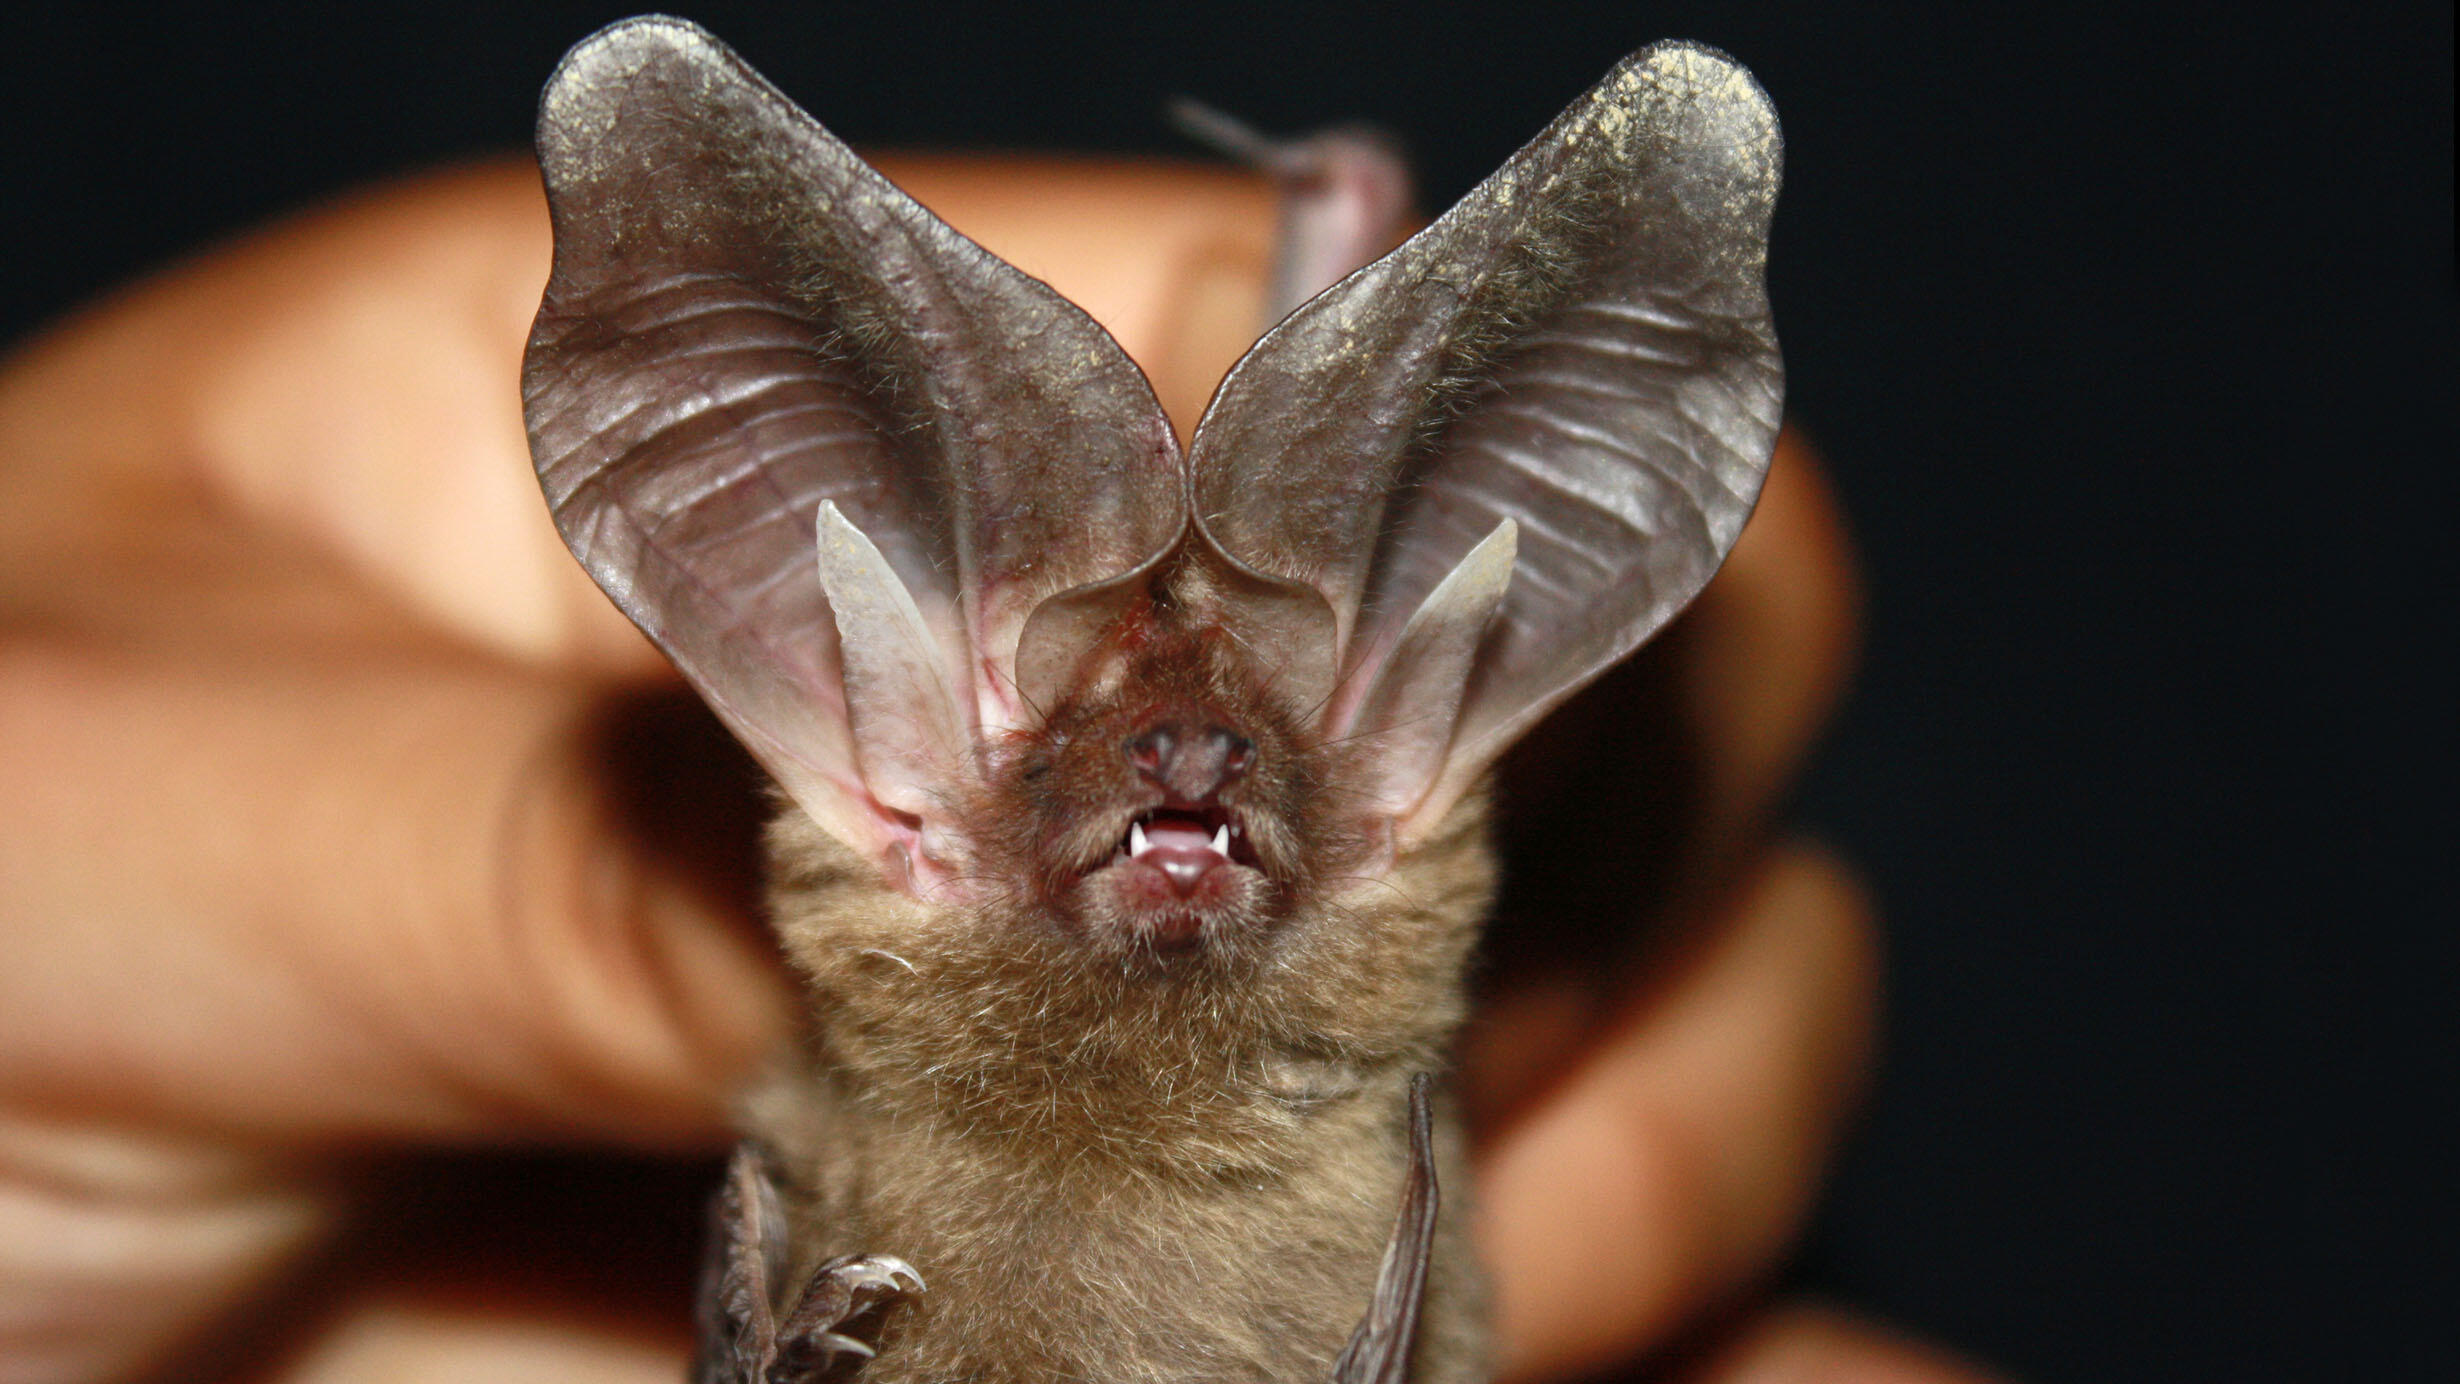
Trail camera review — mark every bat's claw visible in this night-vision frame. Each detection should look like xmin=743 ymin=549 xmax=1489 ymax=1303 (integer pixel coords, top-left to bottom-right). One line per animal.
xmin=789 ymin=1252 xmax=927 ymax=1324
xmin=697 ymin=1146 xmax=926 ymax=1383
xmin=807 ymin=1331 xmax=873 ymax=1363
xmin=767 ymin=1255 xmax=927 ymax=1381
xmin=817 ymin=1253 xmax=925 ymax=1299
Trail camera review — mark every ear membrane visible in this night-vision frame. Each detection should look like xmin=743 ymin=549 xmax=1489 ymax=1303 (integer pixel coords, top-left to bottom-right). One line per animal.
xmin=522 ymin=17 xmax=1186 ymax=866
xmin=1184 ymin=42 xmax=1785 ymax=833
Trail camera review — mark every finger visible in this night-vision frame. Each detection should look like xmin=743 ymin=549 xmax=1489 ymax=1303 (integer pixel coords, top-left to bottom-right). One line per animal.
xmin=875 ymin=155 xmax=1280 ymax=433
xmin=1467 ymin=430 xmax=1858 ymax=1116
xmin=1474 ymin=844 xmax=1881 ymax=1382
xmin=1492 ymin=428 xmax=1857 ymax=901
xmin=205 ymin=1152 xmax=710 ymax=1384
xmin=0 ymin=633 xmax=787 ymax=1148
xmin=0 ymin=1118 xmax=339 ymax=1384
xmin=1674 ymin=1304 xmax=2008 ymax=1384
xmin=0 ymin=161 xmax=662 ymax=677
xmin=0 ymin=162 xmax=778 ymax=1384
xmin=1674 ymin=427 xmax=1862 ymax=843
xmin=263 ymin=1307 xmax=686 ymax=1384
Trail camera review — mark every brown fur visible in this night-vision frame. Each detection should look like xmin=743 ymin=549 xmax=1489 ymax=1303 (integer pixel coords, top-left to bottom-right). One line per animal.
xmin=744 ymin=598 xmax=1499 ymax=1381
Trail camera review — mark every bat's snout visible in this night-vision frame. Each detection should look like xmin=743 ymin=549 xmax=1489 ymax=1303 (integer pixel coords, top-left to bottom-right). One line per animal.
xmin=1124 ymin=720 xmax=1256 ymax=806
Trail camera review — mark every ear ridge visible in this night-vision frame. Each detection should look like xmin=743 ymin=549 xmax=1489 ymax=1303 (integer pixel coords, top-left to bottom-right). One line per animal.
xmin=813 ymin=503 xmax=972 ymax=825
xmin=1341 ymin=519 xmax=1518 ymax=830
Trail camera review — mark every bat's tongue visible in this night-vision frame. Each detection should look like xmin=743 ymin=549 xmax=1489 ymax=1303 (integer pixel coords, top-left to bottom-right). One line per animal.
xmin=1129 ymin=815 xmax=1231 ymax=893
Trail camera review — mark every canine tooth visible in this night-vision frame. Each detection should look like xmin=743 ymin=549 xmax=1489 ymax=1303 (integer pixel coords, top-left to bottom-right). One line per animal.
xmin=1130 ymin=821 xmax=1149 ymax=857
xmin=1210 ymin=824 xmax=1231 ymax=855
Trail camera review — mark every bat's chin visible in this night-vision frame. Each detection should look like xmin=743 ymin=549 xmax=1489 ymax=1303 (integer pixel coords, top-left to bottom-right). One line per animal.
xmin=1080 ymin=805 xmax=1268 ymax=951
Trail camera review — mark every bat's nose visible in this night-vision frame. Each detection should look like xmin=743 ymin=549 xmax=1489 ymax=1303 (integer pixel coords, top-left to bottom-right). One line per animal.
xmin=1124 ymin=722 xmax=1255 ymax=805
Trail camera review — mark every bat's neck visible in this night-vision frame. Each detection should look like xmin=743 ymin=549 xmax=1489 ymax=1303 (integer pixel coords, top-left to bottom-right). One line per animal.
xmin=761 ymin=792 xmax=1494 ymax=1166
xmin=805 ymin=961 xmax=1404 ymax=1178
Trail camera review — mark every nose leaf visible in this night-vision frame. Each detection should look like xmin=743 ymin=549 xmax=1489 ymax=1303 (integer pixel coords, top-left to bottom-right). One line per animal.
xmin=1125 ymin=722 xmax=1254 ymax=804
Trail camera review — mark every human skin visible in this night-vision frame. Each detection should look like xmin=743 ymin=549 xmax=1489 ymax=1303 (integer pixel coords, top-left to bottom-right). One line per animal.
xmin=0 ymin=157 xmax=1998 ymax=1384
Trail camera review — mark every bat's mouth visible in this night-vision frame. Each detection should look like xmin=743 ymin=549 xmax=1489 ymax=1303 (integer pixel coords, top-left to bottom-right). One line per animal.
xmin=1087 ymin=803 xmax=1267 ymax=949
xmin=1113 ymin=804 xmax=1258 ymax=890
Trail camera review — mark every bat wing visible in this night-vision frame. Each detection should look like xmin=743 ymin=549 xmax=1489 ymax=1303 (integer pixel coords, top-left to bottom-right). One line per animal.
xmin=1327 ymin=1074 xmax=1442 ymax=1384
xmin=524 ymin=18 xmax=1185 ymax=877
xmin=696 ymin=1145 xmax=923 ymax=1384
xmin=1187 ymin=43 xmax=1785 ymax=838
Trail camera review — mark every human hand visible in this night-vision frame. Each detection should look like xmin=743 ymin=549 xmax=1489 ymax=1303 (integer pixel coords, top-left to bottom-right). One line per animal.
xmin=0 ymin=158 xmax=1992 ymax=1383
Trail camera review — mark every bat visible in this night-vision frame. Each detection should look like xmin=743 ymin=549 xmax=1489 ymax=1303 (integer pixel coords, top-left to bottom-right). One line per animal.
xmin=519 ymin=16 xmax=1782 ymax=1382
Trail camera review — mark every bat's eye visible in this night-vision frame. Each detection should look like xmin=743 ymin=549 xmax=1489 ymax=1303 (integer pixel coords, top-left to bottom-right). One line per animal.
xmin=1124 ymin=721 xmax=1255 ymax=806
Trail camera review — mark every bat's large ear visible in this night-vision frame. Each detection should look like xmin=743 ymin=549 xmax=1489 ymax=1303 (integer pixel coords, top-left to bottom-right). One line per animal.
xmin=522 ymin=19 xmax=1184 ymax=875
xmin=1186 ymin=43 xmax=1784 ymax=838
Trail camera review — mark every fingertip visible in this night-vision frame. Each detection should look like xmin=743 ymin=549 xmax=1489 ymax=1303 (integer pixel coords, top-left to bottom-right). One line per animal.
xmin=266 ymin=1300 xmax=688 ymax=1384
xmin=1475 ymin=1071 xmax=1716 ymax=1377
xmin=1679 ymin=427 xmax=1864 ymax=832
xmin=0 ymin=644 xmax=791 ymax=1149
xmin=405 ymin=679 xmax=795 ymax=1149
xmin=1673 ymin=1304 xmax=2011 ymax=1384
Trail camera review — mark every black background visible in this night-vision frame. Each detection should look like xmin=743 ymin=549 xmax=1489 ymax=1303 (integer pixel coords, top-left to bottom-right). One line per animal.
xmin=4 ymin=4 xmax=2449 ymax=1380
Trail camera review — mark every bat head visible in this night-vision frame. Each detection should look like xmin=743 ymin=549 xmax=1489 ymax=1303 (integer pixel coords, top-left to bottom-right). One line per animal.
xmin=522 ymin=18 xmax=1782 ymax=974
xmin=977 ymin=554 xmax=1353 ymax=955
